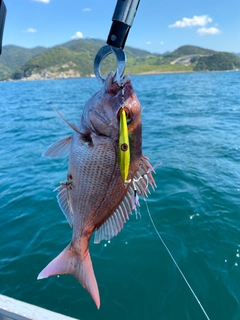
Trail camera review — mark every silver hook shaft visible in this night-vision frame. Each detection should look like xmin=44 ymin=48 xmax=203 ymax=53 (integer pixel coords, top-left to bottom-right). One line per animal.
xmin=93 ymin=45 xmax=126 ymax=85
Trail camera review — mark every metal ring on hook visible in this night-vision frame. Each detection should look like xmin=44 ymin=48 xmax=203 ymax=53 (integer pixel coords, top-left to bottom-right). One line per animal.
xmin=94 ymin=45 xmax=126 ymax=85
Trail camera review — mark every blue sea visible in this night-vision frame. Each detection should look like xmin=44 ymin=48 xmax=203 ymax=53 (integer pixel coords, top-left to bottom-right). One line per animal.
xmin=1 ymin=71 xmax=240 ymax=320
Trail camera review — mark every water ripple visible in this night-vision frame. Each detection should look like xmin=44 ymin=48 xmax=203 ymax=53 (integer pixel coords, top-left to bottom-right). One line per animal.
xmin=1 ymin=72 xmax=240 ymax=319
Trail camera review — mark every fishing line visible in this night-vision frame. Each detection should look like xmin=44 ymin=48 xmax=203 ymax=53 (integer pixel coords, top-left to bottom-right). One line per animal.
xmin=144 ymin=200 xmax=211 ymax=320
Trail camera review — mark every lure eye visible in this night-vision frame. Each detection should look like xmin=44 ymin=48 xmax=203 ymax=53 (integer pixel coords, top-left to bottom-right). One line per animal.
xmin=121 ymin=143 xmax=128 ymax=152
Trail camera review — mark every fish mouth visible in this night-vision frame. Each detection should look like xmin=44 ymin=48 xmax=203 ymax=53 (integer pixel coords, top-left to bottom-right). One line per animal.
xmin=82 ymin=71 xmax=136 ymax=139
xmin=104 ymin=71 xmax=131 ymax=94
xmin=104 ymin=72 xmax=134 ymax=117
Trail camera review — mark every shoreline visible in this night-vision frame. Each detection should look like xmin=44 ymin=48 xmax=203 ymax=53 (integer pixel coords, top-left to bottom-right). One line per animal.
xmin=2 ymin=69 xmax=239 ymax=83
xmin=135 ymin=70 xmax=194 ymax=75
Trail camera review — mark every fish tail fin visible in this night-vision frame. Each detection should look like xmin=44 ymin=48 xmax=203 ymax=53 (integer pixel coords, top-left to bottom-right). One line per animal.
xmin=37 ymin=245 xmax=100 ymax=309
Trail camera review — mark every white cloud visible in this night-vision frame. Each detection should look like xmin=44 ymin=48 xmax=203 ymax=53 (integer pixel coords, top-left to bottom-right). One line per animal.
xmin=146 ymin=41 xmax=151 ymax=45
xmin=71 ymin=31 xmax=83 ymax=40
xmin=160 ymin=41 xmax=164 ymax=45
xmin=32 ymin=0 xmax=50 ymax=3
xmin=82 ymin=8 xmax=91 ymax=12
xmin=169 ymin=15 xmax=212 ymax=28
xmin=23 ymin=28 xmax=37 ymax=33
xmin=197 ymin=27 xmax=220 ymax=36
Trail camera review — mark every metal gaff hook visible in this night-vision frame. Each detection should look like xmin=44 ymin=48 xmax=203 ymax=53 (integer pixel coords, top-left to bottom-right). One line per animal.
xmin=94 ymin=45 xmax=126 ymax=85
xmin=93 ymin=1 xmax=140 ymax=85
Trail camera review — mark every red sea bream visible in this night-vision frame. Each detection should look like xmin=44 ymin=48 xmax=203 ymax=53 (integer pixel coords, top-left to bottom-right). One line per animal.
xmin=38 ymin=72 xmax=156 ymax=308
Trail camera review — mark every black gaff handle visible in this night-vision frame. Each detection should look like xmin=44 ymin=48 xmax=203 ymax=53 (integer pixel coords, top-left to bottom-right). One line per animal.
xmin=107 ymin=0 xmax=140 ymax=49
xmin=0 ymin=0 xmax=6 ymax=54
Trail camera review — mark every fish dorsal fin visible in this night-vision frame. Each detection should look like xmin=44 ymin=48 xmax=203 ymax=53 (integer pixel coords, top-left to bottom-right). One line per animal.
xmin=52 ymin=106 xmax=83 ymax=135
xmin=94 ymin=155 xmax=156 ymax=244
xmin=42 ymin=136 xmax=72 ymax=158
xmin=55 ymin=183 xmax=74 ymax=226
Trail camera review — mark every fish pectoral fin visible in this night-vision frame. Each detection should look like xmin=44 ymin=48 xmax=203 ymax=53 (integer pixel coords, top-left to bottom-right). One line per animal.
xmin=37 ymin=245 xmax=100 ymax=309
xmin=94 ymin=186 xmax=135 ymax=244
xmin=42 ymin=136 xmax=72 ymax=158
xmin=56 ymin=183 xmax=73 ymax=226
xmin=94 ymin=155 xmax=156 ymax=244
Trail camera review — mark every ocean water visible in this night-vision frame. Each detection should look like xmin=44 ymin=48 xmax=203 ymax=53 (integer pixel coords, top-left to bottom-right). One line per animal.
xmin=0 ymin=71 xmax=240 ymax=320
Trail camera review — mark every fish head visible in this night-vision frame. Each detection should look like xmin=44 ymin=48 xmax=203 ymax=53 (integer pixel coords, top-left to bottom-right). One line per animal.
xmin=80 ymin=72 xmax=142 ymax=146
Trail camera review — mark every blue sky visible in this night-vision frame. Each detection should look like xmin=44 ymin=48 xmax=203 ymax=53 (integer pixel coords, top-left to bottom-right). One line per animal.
xmin=3 ymin=0 xmax=240 ymax=53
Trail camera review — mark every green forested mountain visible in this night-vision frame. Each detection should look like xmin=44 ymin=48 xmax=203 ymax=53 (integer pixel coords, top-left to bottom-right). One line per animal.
xmin=12 ymin=46 xmax=94 ymax=80
xmin=8 ymin=39 xmax=154 ymax=80
xmin=0 ymin=40 xmax=240 ymax=81
xmin=0 ymin=45 xmax=47 ymax=79
xmin=62 ymin=38 xmax=151 ymax=57
xmin=164 ymin=45 xmax=215 ymax=58
xmin=193 ymin=52 xmax=240 ymax=71
xmin=1 ymin=45 xmax=47 ymax=69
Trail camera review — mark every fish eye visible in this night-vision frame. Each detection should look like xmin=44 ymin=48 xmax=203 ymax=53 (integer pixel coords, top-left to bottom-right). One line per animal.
xmin=117 ymin=106 xmax=133 ymax=124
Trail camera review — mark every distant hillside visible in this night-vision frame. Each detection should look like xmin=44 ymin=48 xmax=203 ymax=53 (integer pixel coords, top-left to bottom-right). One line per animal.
xmin=13 ymin=46 xmax=93 ymax=80
xmin=0 ymin=41 xmax=240 ymax=81
xmin=9 ymin=39 xmax=158 ymax=81
xmin=62 ymin=38 xmax=151 ymax=58
xmin=0 ymin=45 xmax=47 ymax=79
xmin=193 ymin=52 xmax=240 ymax=71
xmin=0 ymin=62 xmax=11 ymax=81
xmin=164 ymin=45 xmax=215 ymax=59
xmin=9 ymin=39 xmax=154 ymax=80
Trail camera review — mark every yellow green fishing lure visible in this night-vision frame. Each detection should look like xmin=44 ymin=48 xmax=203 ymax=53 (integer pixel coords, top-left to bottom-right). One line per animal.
xmin=118 ymin=108 xmax=130 ymax=184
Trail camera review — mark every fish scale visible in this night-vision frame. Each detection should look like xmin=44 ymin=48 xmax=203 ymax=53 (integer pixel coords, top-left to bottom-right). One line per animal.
xmin=69 ymin=136 xmax=124 ymax=231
